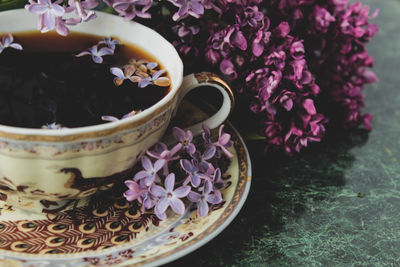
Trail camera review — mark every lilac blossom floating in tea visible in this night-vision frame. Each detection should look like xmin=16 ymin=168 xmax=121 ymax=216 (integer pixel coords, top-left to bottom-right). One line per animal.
xmin=0 ymin=33 xmax=22 ymax=53
xmin=76 ymin=45 xmax=114 ymax=64
xmin=101 ymin=110 xmax=141 ymax=122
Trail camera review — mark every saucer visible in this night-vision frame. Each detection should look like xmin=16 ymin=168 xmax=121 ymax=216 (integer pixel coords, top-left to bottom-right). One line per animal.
xmin=0 ymin=101 xmax=252 ymax=267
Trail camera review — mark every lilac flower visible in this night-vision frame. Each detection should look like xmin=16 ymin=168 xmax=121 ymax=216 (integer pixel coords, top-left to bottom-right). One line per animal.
xmin=173 ymin=127 xmax=196 ymax=155
xmin=138 ymin=69 xmax=171 ymax=88
xmin=313 ymin=6 xmax=336 ymax=33
xmin=192 ymin=146 xmax=216 ymax=173
xmin=0 ymin=33 xmax=22 ymax=54
xmin=168 ymin=0 xmax=205 ymax=21
xmin=124 ymin=180 xmax=146 ymax=201
xmin=211 ymin=168 xmax=224 ymax=191
xmin=147 ymin=142 xmax=182 ymax=175
xmin=237 ymin=6 xmax=265 ymax=28
xmin=110 ymin=65 xmax=140 ymax=86
xmin=40 ymin=122 xmax=66 ymax=129
xmin=188 ymin=180 xmax=222 ymax=217
xmin=252 ymin=25 xmax=271 ymax=57
xmin=180 ymin=159 xmax=209 ymax=187
xmin=134 ymin=156 xmax=165 ymax=186
xmin=99 ymin=37 xmax=121 ymax=50
xmin=214 ymin=125 xmax=233 ymax=158
xmin=109 ymin=0 xmax=153 ymax=20
xmin=150 ymin=173 xmax=190 ymax=219
xmin=65 ymin=0 xmax=98 ymax=25
xmin=25 ymin=0 xmax=67 ymax=35
xmin=101 ymin=109 xmax=141 ymax=122
xmin=76 ymin=45 xmax=114 ymax=64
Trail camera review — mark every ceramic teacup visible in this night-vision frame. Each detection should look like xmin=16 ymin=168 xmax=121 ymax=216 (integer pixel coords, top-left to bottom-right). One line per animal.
xmin=0 ymin=9 xmax=234 ymax=204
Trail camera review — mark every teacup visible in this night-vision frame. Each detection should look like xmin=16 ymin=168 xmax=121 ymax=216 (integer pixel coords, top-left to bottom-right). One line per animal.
xmin=0 ymin=9 xmax=233 ymax=205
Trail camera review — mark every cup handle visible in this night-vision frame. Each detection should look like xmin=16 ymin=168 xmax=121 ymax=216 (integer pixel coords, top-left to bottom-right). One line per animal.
xmin=175 ymin=72 xmax=235 ymax=135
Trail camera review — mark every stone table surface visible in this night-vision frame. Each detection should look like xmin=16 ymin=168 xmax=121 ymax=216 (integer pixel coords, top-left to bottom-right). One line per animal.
xmin=169 ymin=1 xmax=400 ymax=266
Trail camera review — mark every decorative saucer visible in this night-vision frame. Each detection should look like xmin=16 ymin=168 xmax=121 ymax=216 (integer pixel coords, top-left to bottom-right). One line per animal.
xmin=0 ymin=102 xmax=252 ymax=267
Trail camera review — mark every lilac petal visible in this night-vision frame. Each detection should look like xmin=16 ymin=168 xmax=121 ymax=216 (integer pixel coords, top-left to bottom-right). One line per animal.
xmin=152 ymin=69 xmax=166 ymax=80
xmin=207 ymin=192 xmax=223 ymax=204
xmin=134 ymin=170 xmax=148 ymax=181
xmin=203 ymin=146 xmax=216 ymax=160
xmin=173 ymin=186 xmax=190 ymax=198
xmin=124 ymin=190 xmax=138 ymax=201
xmin=164 ymin=173 xmax=175 ymax=192
xmin=170 ymin=143 xmax=183 ymax=155
xmin=43 ymin=11 xmax=55 ymax=31
xmin=2 ymin=33 xmax=12 ymax=46
xmin=187 ymin=143 xmax=196 ymax=155
xmin=52 ymin=4 xmax=65 ymax=16
xmin=97 ymin=47 xmax=114 ymax=56
xmin=155 ymin=197 xmax=170 ymax=215
xmin=101 ymin=115 xmax=119 ymax=122
xmin=110 ymin=67 xmax=125 ymax=79
xmin=138 ymin=78 xmax=151 ymax=88
xmin=141 ymin=156 xmax=152 ymax=171
xmin=147 ymin=62 xmax=157 ymax=69
xmin=75 ymin=51 xmax=91 ymax=57
xmin=28 ymin=4 xmax=48 ymax=14
xmin=191 ymin=1 xmax=204 ymax=15
xmin=181 ymin=159 xmax=193 ymax=172
xmin=203 ymin=180 xmax=212 ymax=194
xmin=219 ymin=133 xmax=231 ymax=145
xmin=188 ymin=191 xmax=201 ymax=202
xmin=198 ymin=199 xmax=209 ymax=217
xmin=170 ymin=198 xmax=185 ymax=214
xmin=173 ymin=127 xmax=185 ymax=141
xmin=153 ymin=159 xmax=165 ymax=172
xmin=303 ymin=99 xmax=316 ymax=115
xmin=92 ymin=55 xmax=103 ymax=64
xmin=150 ymin=185 xmax=166 ymax=197
xmin=191 ymin=174 xmax=201 ymax=187
xmin=125 ymin=180 xmax=139 ymax=190
xmin=9 ymin=43 xmax=23 ymax=50
xmin=232 ymin=30 xmax=247 ymax=51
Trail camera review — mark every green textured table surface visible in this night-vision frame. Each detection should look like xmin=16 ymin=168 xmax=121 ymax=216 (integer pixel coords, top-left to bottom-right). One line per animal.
xmin=170 ymin=1 xmax=399 ymax=266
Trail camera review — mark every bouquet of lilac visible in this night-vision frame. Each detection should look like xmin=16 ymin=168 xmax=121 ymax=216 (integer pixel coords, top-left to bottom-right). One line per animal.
xmin=123 ymin=125 xmax=233 ymax=219
xmin=24 ymin=0 xmax=379 ymax=154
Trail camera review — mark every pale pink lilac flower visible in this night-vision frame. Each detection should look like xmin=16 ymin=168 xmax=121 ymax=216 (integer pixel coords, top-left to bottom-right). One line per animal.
xmin=180 ymin=159 xmax=209 ymax=187
xmin=65 ymin=0 xmax=98 ymax=25
xmin=173 ymin=127 xmax=196 ymax=155
xmin=108 ymin=0 xmax=153 ymax=20
xmin=147 ymin=142 xmax=182 ymax=175
xmin=168 ymin=0 xmax=205 ymax=21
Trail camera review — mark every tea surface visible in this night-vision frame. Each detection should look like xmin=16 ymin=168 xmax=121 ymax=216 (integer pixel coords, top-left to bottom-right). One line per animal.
xmin=0 ymin=32 xmax=170 ymax=128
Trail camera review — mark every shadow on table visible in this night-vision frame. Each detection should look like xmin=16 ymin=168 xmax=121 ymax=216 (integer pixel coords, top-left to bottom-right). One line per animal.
xmin=167 ymin=127 xmax=369 ymax=266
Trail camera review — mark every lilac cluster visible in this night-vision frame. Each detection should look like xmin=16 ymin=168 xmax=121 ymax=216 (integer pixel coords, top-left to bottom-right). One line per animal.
xmin=264 ymin=0 xmax=379 ymax=131
xmin=75 ymin=37 xmax=119 ymax=64
xmin=159 ymin=0 xmax=378 ymax=153
xmin=124 ymin=125 xmax=233 ymax=220
xmin=25 ymin=0 xmax=98 ymax=36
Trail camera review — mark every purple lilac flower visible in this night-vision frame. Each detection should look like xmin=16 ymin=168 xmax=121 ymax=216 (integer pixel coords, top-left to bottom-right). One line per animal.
xmin=134 ymin=156 xmax=165 ymax=186
xmin=124 ymin=180 xmax=146 ymax=201
xmin=150 ymin=173 xmax=190 ymax=220
xmin=76 ymin=45 xmax=114 ymax=64
xmin=211 ymin=168 xmax=224 ymax=191
xmin=99 ymin=37 xmax=121 ymax=50
xmin=180 ymin=159 xmax=209 ymax=187
xmin=188 ymin=179 xmax=222 ymax=217
xmin=25 ymin=0 xmax=68 ymax=35
xmin=147 ymin=143 xmax=182 ymax=175
xmin=138 ymin=69 xmax=171 ymax=88
xmin=65 ymin=0 xmax=98 ymax=25
xmin=173 ymin=127 xmax=196 ymax=155
xmin=110 ymin=65 xmax=140 ymax=86
xmin=214 ymin=125 xmax=233 ymax=158
xmin=192 ymin=146 xmax=216 ymax=173
xmin=107 ymin=0 xmax=153 ymax=20
xmin=0 ymin=33 xmax=22 ymax=54
xmin=168 ymin=0 xmax=205 ymax=21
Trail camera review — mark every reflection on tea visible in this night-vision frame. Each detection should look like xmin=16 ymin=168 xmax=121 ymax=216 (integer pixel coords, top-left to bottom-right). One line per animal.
xmin=0 ymin=31 xmax=171 ymax=129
